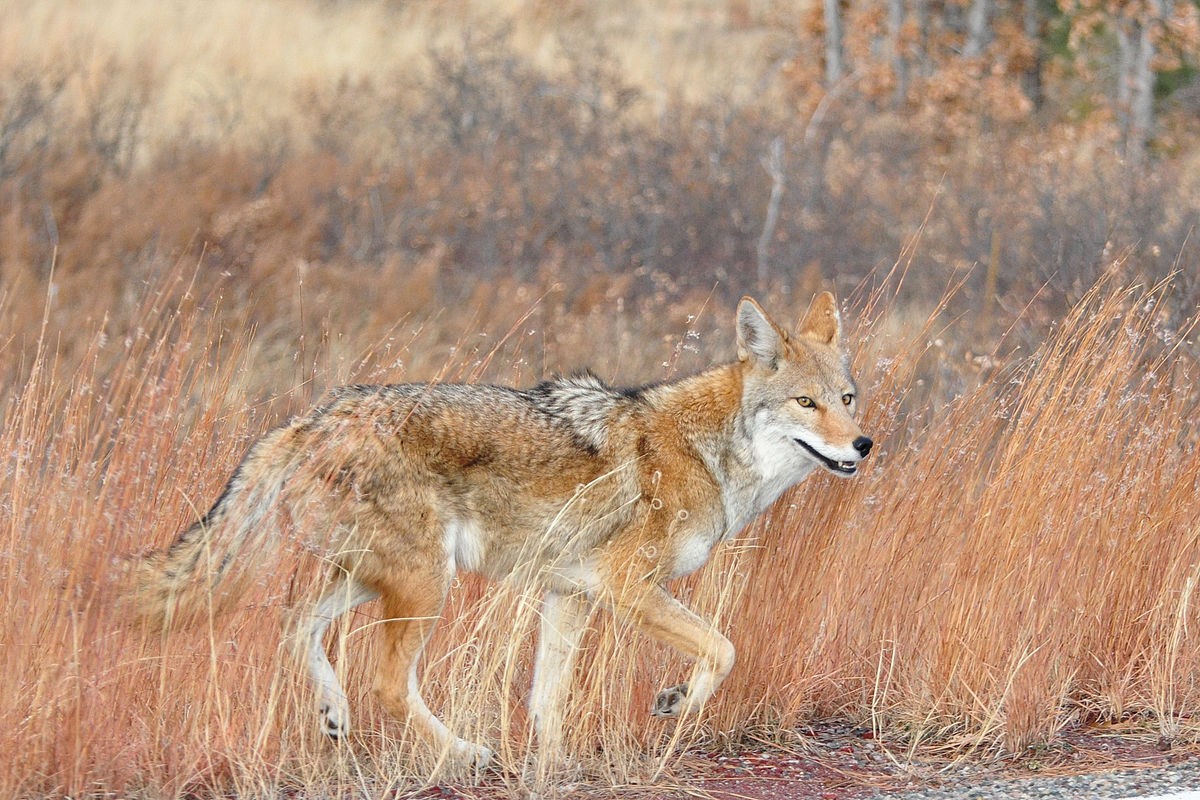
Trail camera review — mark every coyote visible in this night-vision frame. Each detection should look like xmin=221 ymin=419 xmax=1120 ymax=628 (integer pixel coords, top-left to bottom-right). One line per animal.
xmin=131 ymin=293 xmax=871 ymax=767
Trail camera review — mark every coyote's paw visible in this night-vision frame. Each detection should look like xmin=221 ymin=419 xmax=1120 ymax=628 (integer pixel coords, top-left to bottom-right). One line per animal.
xmin=319 ymin=702 xmax=349 ymax=741
xmin=449 ymin=739 xmax=495 ymax=771
xmin=652 ymin=682 xmax=689 ymax=718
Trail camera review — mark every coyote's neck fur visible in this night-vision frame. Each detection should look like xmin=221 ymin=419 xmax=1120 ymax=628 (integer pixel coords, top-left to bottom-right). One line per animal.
xmin=619 ymin=363 xmax=808 ymax=538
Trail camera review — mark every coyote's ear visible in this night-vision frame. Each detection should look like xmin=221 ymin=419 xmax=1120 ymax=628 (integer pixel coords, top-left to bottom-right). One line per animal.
xmin=799 ymin=291 xmax=841 ymax=346
xmin=737 ymin=296 xmax=785 ymax=367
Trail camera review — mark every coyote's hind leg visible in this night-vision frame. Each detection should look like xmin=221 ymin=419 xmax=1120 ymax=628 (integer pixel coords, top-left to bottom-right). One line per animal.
xmin=529 ymin=591 xmax=592 ymax=755
xmin=297 ymin=575 xmax=379 ymax=740
xmin=373 ymin=564 xmax=494 ymax=770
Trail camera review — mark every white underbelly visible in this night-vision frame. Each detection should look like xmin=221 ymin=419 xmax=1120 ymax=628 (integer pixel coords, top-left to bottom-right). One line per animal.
xmin=671 ymin=532 xmax=716 ymax=578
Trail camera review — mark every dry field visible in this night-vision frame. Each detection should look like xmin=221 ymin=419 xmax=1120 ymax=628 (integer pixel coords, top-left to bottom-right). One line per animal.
xmin=2 ymin=1 xmax=1199 ymax=797
xmin=5 ymin=260 xmax=1199 ymax=799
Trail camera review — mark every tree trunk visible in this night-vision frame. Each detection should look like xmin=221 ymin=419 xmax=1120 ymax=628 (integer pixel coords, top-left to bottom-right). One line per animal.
xmin=914 ymin=0 xmax=932 ymax=78
xmin=756 ymin=137 xmax=785 ymax=288
xmin=1128 ymin=17 xmax=1155 ymax=166
xmin=824 ymin=0 xmax=844 ymax=86
xmin=1116 ymin=3 xmax=1167 ymax=167
xmin=888 ymin=0 xmax=908 ymax=105
xmin=963 ymin=0 xmax=991 ymax=58
xmin=1021 ymin=0 xmax=1044 ymax=109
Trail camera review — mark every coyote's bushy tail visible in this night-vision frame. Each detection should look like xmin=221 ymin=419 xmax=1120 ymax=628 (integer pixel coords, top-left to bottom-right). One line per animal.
xmin=128 ymin=423 xmax=308 ymax=630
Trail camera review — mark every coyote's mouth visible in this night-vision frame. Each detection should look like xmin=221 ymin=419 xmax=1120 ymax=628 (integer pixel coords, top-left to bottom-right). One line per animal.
xmin=794 ymin=438 xmax=858 ymax=475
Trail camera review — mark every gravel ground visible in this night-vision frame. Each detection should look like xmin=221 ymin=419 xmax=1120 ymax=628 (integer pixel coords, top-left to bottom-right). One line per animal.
xmin=677 ymin=722 xmax=1200 ymax=800
xmin=413 ymin=724 xmax=1199 ymax=800
xmin=860 ymin=760 xmax=1200 ymax=800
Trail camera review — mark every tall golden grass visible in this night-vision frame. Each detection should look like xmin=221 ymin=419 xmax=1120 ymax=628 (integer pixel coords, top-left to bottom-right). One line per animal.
xmin=716 ymin=275 xmax=1200 ymax=755
xmin=2 ymin=263 xmax=1198 ymax=798
xmin=3 ymin=2 xmax=1199 ymax=795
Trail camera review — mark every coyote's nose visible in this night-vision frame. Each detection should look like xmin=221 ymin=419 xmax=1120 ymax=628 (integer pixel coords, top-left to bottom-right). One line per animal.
xmin=852 ymin=436 xmax=873 ymax=457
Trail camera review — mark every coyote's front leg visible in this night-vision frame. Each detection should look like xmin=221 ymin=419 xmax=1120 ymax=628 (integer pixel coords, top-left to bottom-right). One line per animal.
xmin=607 ymin=582 xmax=735 ymax=718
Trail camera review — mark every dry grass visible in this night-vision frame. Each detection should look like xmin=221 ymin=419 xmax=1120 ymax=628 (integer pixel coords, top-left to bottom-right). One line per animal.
xmin=0 ymin=0 xmax=793 ymax=159
xmin=2 ymin=263 xmax=1198 ymax=798
xmin=3 ymin=1 xmax=1200 ymax=796
xmin=713 ymin=276 xmax=1200 ymax=754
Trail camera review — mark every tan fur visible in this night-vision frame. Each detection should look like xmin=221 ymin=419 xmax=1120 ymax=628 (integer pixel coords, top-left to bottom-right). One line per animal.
xmin=129 ymin=293 xmax=871 ymax=767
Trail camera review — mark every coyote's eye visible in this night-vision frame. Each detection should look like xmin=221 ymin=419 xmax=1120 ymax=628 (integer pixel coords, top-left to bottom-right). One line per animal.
xmin=796 ymin=396 xmax=815 ymax=408
xmin=842 ymin=393 xmax=855 ymax=406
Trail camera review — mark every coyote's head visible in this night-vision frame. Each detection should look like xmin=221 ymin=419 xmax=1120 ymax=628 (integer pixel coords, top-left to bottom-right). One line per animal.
xmin=737 ymin=293 xmax=872 ymax=479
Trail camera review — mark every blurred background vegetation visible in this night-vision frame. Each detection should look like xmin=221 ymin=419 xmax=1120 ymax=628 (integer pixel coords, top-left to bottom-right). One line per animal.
xmin=1 ymin=0 xmax=1197 ymax=390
